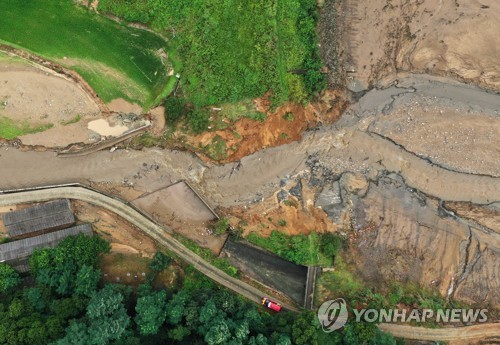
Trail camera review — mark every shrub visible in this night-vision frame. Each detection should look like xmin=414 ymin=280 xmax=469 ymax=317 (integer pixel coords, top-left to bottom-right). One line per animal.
xmin=320 ymin=233 xmax=344 ymax=258
xmin=188 ymin=108 xmax=210 ymax=134
xmin=164 ymin=97 xmax=186 ymax=123
xmin=149 ymin=252 xmax=171 ymax=272
xmin=213 ymin=218 xmax=229 ymax=236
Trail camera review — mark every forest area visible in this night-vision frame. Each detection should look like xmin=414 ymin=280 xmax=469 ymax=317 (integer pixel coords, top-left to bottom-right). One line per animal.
xmin=0 ymin=234 xmax=400 ymax=345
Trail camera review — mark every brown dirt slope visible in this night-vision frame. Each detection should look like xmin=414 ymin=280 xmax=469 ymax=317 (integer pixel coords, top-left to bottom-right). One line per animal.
xmin=329 ymin=0 xmax=500 ymax=91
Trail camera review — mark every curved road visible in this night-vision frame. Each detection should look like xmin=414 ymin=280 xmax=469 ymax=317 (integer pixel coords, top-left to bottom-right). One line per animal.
xmin=0 ymin=72 xmax=497 ymax=342
xmin=2 ymin=185 xmax=499 ymax=342
xmin=0 ymin=185 xmax=299 ymax=312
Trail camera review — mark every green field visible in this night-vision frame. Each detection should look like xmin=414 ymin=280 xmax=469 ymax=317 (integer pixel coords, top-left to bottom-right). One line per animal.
xmin=99 ymin=0 xmax=326 ymax=107
xmin=0 ymin=0 xmax=175 ymax=108
xmin=0 ymin=116 xmax=53 ymax=139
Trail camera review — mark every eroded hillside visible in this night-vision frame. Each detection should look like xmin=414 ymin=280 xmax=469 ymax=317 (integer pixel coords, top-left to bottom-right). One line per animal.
xmin=323 ymin=0 xmax=500 ymax=92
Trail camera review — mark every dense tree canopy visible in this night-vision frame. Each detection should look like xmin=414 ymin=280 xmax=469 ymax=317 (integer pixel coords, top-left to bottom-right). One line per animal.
xmin=0 ymin=263 xmax=21 ymax=294
xmin=29 ymin=234 xmax=110 ymax=296
xmin=135 ymin=289 xmax=167 ymax=335
xmin=0 ymin=232 xmax=399 ymax=345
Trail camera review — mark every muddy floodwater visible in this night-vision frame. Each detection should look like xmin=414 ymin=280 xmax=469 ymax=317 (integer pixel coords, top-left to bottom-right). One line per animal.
xmin=88 ymin=119 xmax=128 ymax=136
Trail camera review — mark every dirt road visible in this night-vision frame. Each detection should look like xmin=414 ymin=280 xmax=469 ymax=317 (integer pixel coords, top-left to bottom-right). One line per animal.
xmin=378 ymin=323 xmax=500 ymax=343
xmin=2 ymin=185 xmax=498 ymax=342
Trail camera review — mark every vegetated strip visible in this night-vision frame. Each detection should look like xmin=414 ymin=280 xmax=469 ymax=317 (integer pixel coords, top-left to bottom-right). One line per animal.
xmin=98 ymin=0 xmax=326 ymax=106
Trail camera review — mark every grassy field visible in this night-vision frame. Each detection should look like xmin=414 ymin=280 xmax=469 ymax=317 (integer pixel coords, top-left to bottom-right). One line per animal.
xmin=0 ymin=0 xmax=175 ymax=109
xmin=0 ymin=116 xmax=53 ymax=139
xmin=99 ymin=0 xmax=326 ymax=108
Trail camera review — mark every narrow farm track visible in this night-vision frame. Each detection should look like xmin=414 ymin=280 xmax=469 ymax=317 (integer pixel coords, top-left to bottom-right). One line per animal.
xmin=378 ymin=323 xmax=500 ymax=343
xmin=0 ymin=186 xmax=299 ymax=312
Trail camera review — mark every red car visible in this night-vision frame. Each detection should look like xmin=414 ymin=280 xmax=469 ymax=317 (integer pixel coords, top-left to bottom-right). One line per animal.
xmin=261 ymin=297 xmax=282 ymax=312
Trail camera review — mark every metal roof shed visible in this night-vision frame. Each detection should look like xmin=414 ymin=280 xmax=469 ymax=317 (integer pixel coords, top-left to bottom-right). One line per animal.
xmin=0 ymin=224 xmax=93 ymax=271
xmin=2 ymin=199 xmax=75 ymax=238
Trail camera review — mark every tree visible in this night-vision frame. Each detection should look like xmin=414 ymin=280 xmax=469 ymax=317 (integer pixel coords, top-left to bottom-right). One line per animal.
xmin=29 ymin=234 xmax=109 ymax=296
xmin=134 ymin=290 xmax=167 ymax=335
xmin=291 ymin=311 xmax=318 ymax=345
xmin=188 ymin=108 xmax=210 ymax=134
xmin=342 ymin=322 xmax=379 ymax=345
xmin=232 ymin=320 xmax=249 ymax=341
xmin=204 ymin=319 xmax=230 ymax=345
xmin=149 ymin=252 xmax=171 ymax=272
xmin=247 ymin=333 xmax=268 ymax=345
xmin=85 ymin=285 xmax=131 ymax=343
xmin=49 ymin=297 xmax=86 ymax=320
xmin=320 ymin=233 xmax=344 ymax=259
xmin=274 ymin=334 xmax=292 ymax=345
xmin=0 ymin=263 xmax=21 ymax=294
xmin=199 ymin=299 xmax=218 ymax=326
xmin=168 ymin=325 xmax=191 ymax=342
xmin=54 ymin=321 xmax=90 ymax=345
xmin=166 ymin=290 xmax=188 ymax=325
xmin=23 ymin=288 xmax=46 ymax=312
xmin=164 ymin=97 xmax=186 ymax=123
xmin=74 ymin=265 xmax=101 ymax=297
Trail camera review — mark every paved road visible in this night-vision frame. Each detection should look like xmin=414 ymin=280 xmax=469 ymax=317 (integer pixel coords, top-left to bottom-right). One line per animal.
xmin=0 ymin=186 xmax=299 ymax=312
xmin=304 ymin=266 xmax=320 ymax=310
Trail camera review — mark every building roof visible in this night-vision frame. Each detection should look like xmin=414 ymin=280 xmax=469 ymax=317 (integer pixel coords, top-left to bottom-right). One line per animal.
xmin=2 ymin=199 xmax=75 ymax=238
xmin=0 ymin=224 xmax=93 ymax=271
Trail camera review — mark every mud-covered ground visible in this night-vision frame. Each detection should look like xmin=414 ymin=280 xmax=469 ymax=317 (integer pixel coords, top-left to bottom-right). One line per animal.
xmin=0 ymin=0 xmax=499 ymax=329
xmin=131 ymin=181 xmax=224 ymax=254
xmin=322 ymin=0 xmax=500 ymax=92
xmin=1 ymin=74 xmax=498 ymax=310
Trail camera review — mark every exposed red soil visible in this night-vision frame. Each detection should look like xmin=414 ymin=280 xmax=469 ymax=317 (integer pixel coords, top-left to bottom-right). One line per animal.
xmin=185 ymin=89 xmax=347 ymax=163
xmin=225 ymin=197 xmax=336 ymax=238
